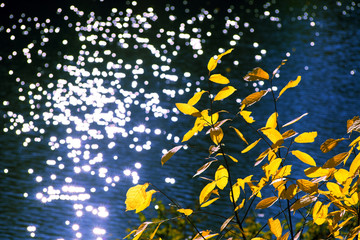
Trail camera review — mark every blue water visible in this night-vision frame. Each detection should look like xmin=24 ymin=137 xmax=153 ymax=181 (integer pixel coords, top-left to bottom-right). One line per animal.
xmin=1 ymin=1 xmax=360 ymax=239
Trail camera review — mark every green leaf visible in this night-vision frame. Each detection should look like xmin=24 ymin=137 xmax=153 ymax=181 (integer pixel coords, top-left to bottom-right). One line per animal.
xmin=213 ymin=86 xmax=236 ymax=101
xmin=244 ymin=67 xmax=270 ymax=81
xmin=209 ymin=74 xmax=230 ymax=84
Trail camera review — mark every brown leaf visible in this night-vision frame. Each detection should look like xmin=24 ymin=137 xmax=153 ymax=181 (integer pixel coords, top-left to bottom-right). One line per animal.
xmin=243 ymin=67 xmax=270 ymax=81
xmin=241 ymin=90 xmax=268 ymax=109
xmin=256 ymin=196 xmax=278 ymax=209
xmin=322 ymin=152 xmax=349 ymax=168
xmin=282 ymin=129 xmax=298 ymax=140
xmin=320 ymin=138 xmax=345 ymax=153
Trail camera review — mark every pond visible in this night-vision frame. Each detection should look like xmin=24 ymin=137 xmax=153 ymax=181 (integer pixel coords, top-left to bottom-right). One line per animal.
xmin=0 ymin=0 xmax=359 ymax=239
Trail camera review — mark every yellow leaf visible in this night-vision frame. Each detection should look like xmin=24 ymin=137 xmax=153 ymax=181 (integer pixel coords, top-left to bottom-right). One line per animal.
xmin=244 ymin=67 xmax=270 ymax=81
xmin=291 ymin=150 xmax=316 ymax=166
xmin=344 ymin=192 xmax=359 ymax=206
xmin=182 ymin=128 xmax=197 ymax=142
xmin=294 ymin=131 xmax=317 ymax=143
xmin=320 ymin=138 xmax=346 ymax=153
xmin=282 ymin=129 xmax=298 ymax=140
xmin=234 ymin=198 xmax=246 ymax=211
xmin=261 ymin=127 xmax=283 ymax=144
xmin=279 ymin=232 xmax=290 ymax=240
xmin=200 ymin=197 xmax=219 ymax=208
xmin=210 ymin=127 xmax=223 ymax=145
xmin=274 ymin=165 xmax=292 ymax=179
xmin=177 ymin=208 xmax=193 ymax=216
xmin=215 ymin=165 xmax=228 ymax=190
xmin=281 ymin=113 xmax=308 ymax=128
xmin=313 ymin=201 xmax=328 ymax=225
xmin=240 ymin=110 xmax=255 ymax=124
xmin=226 ymin=154 xmax=239 ymax=163
xmin=334 ymin=169 xmax=350 ymax=185
xmin=322 ymin=152 xmax=349 ymax=168
xmin=304 ymin=167 xmax=334 ymax=178
xmin=241 ymin=138 xmax=261 ymax=153
xmin=230 ymin=126 xmax=248 ymax=145
xmin=125 ymin=183 xmax=156 ymax=213
xmin=266 ymin=112 xmax=278 ymax=129
xmin=327 ymin=182 xmax=343 ymax=198
xmin=241 ymin=90 xmax=268 ymax=109
xmin=187 ymin=90 xmax=207 ymax=106
xmin=131 ymin=222 xmax=152 ymax=240
xmin=296 ymin=179 xmax=318 ymax=194
xmin=290 ymin=195 xmax=317 ymax=212
xmin=280 ymin=184 xmax=298 ymax=200
xmin=199 ymin=181 xmax=216 ymax=205
xmin=230 ymin=182 xmax=241 ymax=203
xmin=268 ymin=218 xmax=282 ymax=238
xmin=192 ymin=230 xmax=219 ymax=240
xmin=349 ymin=136 xmax=360 ymax=147
xmin=278 ymin=76 xmax=301 ymax=99
xmin=149 ymin=222 xmax=162 ymax=239
xmin=272 ymin=59 xmax=287 ymax=76
xmin=264 ymin=158 xmax=282 ymax=179
xmin=213 ymin=86 xmax=237 ymax=101
xmin=217 ymin=48 xmax=234 ymax=60
xmin=256 ymin=196 xmax=278 ymax=209
xmin=207 ymin=57 xmax=218 ymax=72
xmin=209 ymin=74 xmax=230 ymax=84
xmin=349 ymin=152 xmax=360 ymax=176
xmin=161 ymin=145 xmax=183 ymax=165
xmin=176 ymin=103 xmax=201 ymax=117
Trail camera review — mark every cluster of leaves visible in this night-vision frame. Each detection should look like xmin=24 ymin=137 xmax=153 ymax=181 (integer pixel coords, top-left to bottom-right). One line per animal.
xmin=124 ymin=48 xmax=360 ymax=240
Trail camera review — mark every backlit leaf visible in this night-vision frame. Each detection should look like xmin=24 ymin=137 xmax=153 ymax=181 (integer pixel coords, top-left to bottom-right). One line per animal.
xmin=241 ymin=138 xmax=261 ymax=153
xmin=282 ymin=129 xmax=298 ymax=139
xmin=240 ymin=110 xmax=255 ymax=124
xmin=304 ymin=167 xmax=334 ymax=178
xmin=347 ymin=116 xmax=360 ymax=133
xmin=292 ymin=150 xmax=316 ymax=166
xmin=161 ymin=145 xmax=183 ymax=165
xmin=149 ymin=222 xmax=162 ymax=239
xmin=280 ymin=184 xmax=298 ymax=200
xmin=264 ymin=158 xmax=282 ymax=179
xmin=199 ymin=181 xmax=216 ymax=205
xmin=261 ymin=127 xmax=283 ymax=144
xmin=290 ymin=195 xmax=317 ymax=212
xmin=187 ymin=90 xmax=207 ymax=106
xmin=334 ymin=169 xmax=350 ymax=185
xmin=278 ymin=76 xmax=301 ymax=99
xmin=256 ymin=196 xmax=278 ymax=209
xmin=268 ymin=218 xmax=282 ymax=238
xmin=177 ymin=208 xmax=193 ymax=216
xmin=244 ymin=67 xmax=270 ymax=81
xmin=313 ymin=201 xmax=328 ymax=225
xmin=281 ymin=113 xmax=308 ymax=128
xmin=294 ymin=131 xmax=317 ymax=143
xmin=327 ymin=182 xmax=343 ymax=198
xmin=210 ymin=127 xmax=223 ymax=145
xmin=274 ymin=165 xmax=292 ymax=179
xmin=193 ymin=160 xmax=218 ymax=178
xmin=349 ymin=136 xmax=360 ymax=147
xmin=217 ymin=48 xmax=234 ymax=59
xmin=322 ymin=152 xmax=349 ymax=168
xmin=176 ymin=103 xmax=201 ymax=117
xmin=349 ymin=152 xmax=360 ymax=176
xmin=209 ymin=74 xmax=230 ymax=84
xmin=241 ymin=90 xmax=268 ymax=109
xmin=220 ymin=215 xmax=234 ymax=232
xmin=207 ymin=57 xmax=218 ymax=72
xmin=215 ymin=165 xmax=228 ymax=190
xmin=125 ymin=183 xmax=156 ymax=213
xmin=200 ymin=197 xmax=219 ymax=208
xmin=296 ymin=179 xmax=318 ymax=194
xmin=230 ymin=126 xmax=248 ymax=145
xmin=132 ymin=222 xmax=152 ymax=240
xmin=213 ymin=86 xmax=237 ymax=101
xmin=320 ymin=138 xmax=345 ymax=153
xmin=234 ymin=199 xmax=246 ymax=211
xmin=230 ymin=183 xmax=241 ymax=203
xmin=266 ymin=112 xmax=278 ymax=129
xmin=279 ymin=232 xmax=290 ymax=240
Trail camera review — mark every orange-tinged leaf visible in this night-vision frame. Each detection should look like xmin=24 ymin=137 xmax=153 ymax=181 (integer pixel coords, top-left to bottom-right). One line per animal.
xmin=207 ymin=57 xmax=218 ymax=72
xmin=281 ymin=184 xmax=298 ymax=200
xmin=213 ymin=86 xmax=236 ymax=101
xmin=261 ymin=127 xmax=283 ymax=144
xmin=268 ymin=218 xmax=282 ymax=238
xmin=327 ymin=182 xmax=343 ymax=198
xmin=294 ymin=131 xmax=317 ymax=143
xmin=240 ymin=110 xmax=255 ymax=124
xmin=210 ymin=127 xmax=223 ymax=145
xmin=322 ymin=152 xmax=349 ymax=168
xmin=350 ymin=152 xmax=360 ymax=176
xmin=230 ymin=126 xmax=248 ymax=145
xmin=241 ymin=138 xmax=261 ymax=153
xmin=199 ymin=181 xmax=216 ymax=205
xmin=241 ymin=90 xmax=268 ymax=109
xmin=187 ymin=90 xmax=207 ymax=106
xmin=304 ymin=167 xmax=334 ymax=178
xmin=244 ymin=67 xmax=270 ymax=81
xmin=274 ymin=165 xmax=292 ymax=179
xmin=282 ymin=113 xmax=308 ymax=128
xmin=266 ymin=112 xmax=278 ymax=129
xmin=200 ymin=197 xmax=219 ymax=208
xmin=291 ymin=195 xmax=317 ymax=212
xmin=278 ymin=76 xmax=301 ymax=99
xmin=292 ymin=150 xmax=316 ymax=166
xmin=296 ymin=179 xmax=318 ymax=194
xmin=193 ymin=160 xmax=218 ymax=178
xmin=320 ymin=138 xmax=346 ymax=153
xmin=161 ymin=145 xmax=183 ymax=165
xmin=282 ymin=129 xmax=298 ymax=139
xmin=347 ymin=116 xmax=360 ymax=133
xmin=177 ymin=208 xmax=193 ymax=216
xmin=209 ymin=74 xmax=230 ymax=84
xmin=256 ymin=196 xmax=278 ymax=209
xmin=215 ymin=165 xmax=228 ymax=190
xmin=176 ymin=103 xmax=201 ymax=117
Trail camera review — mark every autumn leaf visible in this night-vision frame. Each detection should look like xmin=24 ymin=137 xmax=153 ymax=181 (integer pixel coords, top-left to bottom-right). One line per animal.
xmin=244 ymin=67 xmax=270 ymax=81
xmin=326 ymin=182 xmax=343 ymax=198
xmin=349 ymin=152 xmax=360 ymax=176
xmin=272 ymin=59 xmax=287 ymax=76
xmin=277 ymin=76 xmax=301 ymax=99
xmin=149 ymin=222 xmax=162 ymax=239
xmin=176 ymin=103 xmax=201 ymax=117
xmin=192 ymin=230 xmax=219 ymax=240
xmin=125 ymin=183 xmax=156 ymax=213
xmin=266 ymin=112 xmax=278 ymax=129
xmin=177 ymin=208 xmax=193 ymax=216
xmin=220 ymin=215 xmax=234 ymax=232
xmin=215 ymin=165 xmax=228 ymax=190
xmin=256 ymin=196 xmax=278 ymax=209
xmin=304 ymin=167 xmax=334 ymax=178
xmin=199 ymin=181 xmax=216 ymax=205
xmin=240 ymin=110 xmax=255 ymax=124
xmin=207 ymin=48 xmax=234 ymax=72
xmin=291 ymin=150 xmax=316 ymax=166
xmin=187 ymin=90 xmax=207 ymax=106
xmin=242 ymin=138 xmax=261 ymax=153
xmin=193 ymin=160 xmax=218 ymax=178
xmin=201 ymin=197 xmax=219 ymax=208
xmin=347 ymin=116 xmax=360 ymax=133
xmin=161 ymin=145 xmax=183 ymax=165
xmin=213 ymin=86 xmax=237 ymax=101
xmin=322 ymin=152 xmax=349 ymax=168
xmin=282 ymin=129 xmax=298 ymax=140
xmin=209 ymin=74 xmax=230 ymax=84
xmin=296 ymin=179 xmax=318 ymax=194
xmin=240 ymin=90 xmax=268 ymax=110
xmin=268 ymin=218 xmax=282 ymax=238
xmin=291 ymin=195 xmax=317 ymax=212
xmin=281 ymin=113 xmax=308 ymax=128
xmin=230 ymin=126 xmax=248 ymax=145
xmin=261 ymin=127 xmax=283 ymax=144
xmin=210 ymin=127 xmax=223 ymax=145
xmin=294 ymin=131 xmax=317 ymax=143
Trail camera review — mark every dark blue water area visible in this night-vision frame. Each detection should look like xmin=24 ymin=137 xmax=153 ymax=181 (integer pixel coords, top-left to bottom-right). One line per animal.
xmin=0 ymin=0 xmax=360 ymax=239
